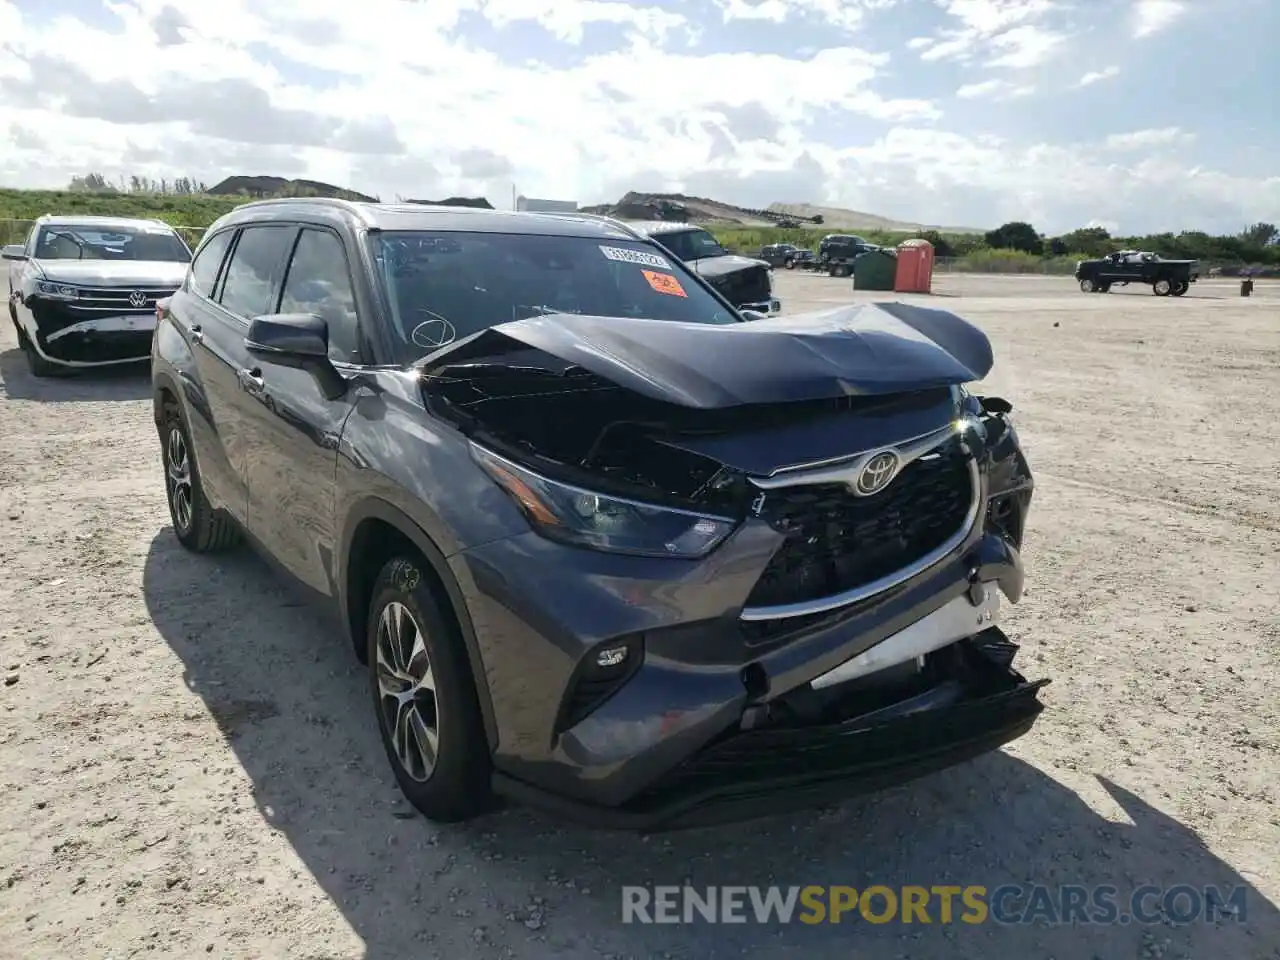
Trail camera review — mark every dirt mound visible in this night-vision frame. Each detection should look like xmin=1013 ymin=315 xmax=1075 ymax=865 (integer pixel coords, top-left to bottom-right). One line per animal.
xmin=403 ymin=196 xmax=494 ymax=209
xmin=207 ymin=175 xmax=376 ymax=202
xmin=768 ymin=202 xmax=985 ymax=234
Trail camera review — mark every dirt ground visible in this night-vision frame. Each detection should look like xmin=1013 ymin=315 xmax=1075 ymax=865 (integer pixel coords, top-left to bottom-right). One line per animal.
xmin=1 ymin=273 xmax=1277 ymax=960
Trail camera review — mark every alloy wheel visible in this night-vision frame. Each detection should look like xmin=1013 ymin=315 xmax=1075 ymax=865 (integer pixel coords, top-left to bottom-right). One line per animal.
xmin=165 ymin=426 xmax=193 ymax=533
xmin=375 ymin=601 xmax=440 ymax=782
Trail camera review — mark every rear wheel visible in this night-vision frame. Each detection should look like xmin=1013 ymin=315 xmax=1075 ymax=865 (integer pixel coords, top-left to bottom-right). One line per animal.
xmin=367 ymin=557 xmax=493 ymax=822
xmin=1079 ymin=278 xmax=1095 ymax=293
xmin=1097 ymin=282 xmax=1111 ymax=293
xmin=1153 ymin=278 xmax=1172 ymax=296
xmin=784 ymin=258 xmax=795 ymax=269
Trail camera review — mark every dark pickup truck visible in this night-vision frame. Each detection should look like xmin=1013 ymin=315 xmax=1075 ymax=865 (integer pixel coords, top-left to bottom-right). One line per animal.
xmin=818 ymin=234 xmax=881 ymax=277
xmin=625 ymin=221 xmax=780 ymax=314
xmin=1074 ymin=250 xmax=1199 ymax=296
xmin=759 ymin=243 xmax=815 ymax=270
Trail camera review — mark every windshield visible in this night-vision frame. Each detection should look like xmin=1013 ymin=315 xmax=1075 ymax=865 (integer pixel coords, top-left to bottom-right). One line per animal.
xmin=369 ymin=231 xmax=741 ymax=363
xmin=34 ymin=224 xmax=191 ymax=262
xmin=648 ymin=228 xmax=728 ymax=262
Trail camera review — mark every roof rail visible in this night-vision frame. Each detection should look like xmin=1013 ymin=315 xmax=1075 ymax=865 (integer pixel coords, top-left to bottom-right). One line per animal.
xmin=224 ymin=195 xmax=378 ymax=225
xmin=541 ymin=210 xmax=647 ymax=242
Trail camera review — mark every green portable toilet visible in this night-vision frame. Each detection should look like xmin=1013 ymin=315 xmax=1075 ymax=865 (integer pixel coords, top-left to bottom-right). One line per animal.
xmin=853 ymin=249 xmax=897 ymax=291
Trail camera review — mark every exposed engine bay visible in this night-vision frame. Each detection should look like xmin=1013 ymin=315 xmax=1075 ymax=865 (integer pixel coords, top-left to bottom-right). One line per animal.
xmin=422 ymin=349 xmax=968 ymax=518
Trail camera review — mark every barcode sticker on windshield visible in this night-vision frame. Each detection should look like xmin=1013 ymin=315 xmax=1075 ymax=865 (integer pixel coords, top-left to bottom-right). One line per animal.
xmin=599 ymin=245 xmax=671 ymax=269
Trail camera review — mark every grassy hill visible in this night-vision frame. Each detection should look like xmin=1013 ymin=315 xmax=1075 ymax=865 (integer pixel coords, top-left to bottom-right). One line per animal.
xmin=0 ymin=188 xmax=251 ymax=230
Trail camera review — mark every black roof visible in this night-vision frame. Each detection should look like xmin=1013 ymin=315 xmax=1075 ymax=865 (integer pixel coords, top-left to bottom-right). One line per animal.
xmin=209 ymin=198 xmax=641 ymax=241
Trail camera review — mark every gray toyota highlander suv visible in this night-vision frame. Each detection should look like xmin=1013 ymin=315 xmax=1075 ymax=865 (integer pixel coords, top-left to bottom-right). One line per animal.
xmin=151 ymin=197 xmax=1045 ymax=830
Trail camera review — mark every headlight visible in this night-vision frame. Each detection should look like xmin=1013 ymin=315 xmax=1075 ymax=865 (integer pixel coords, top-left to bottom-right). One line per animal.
xmin=472 ymin=444 xmax=738 ymax=559
xmin=35 ymin=281 xmax=78 ymax=299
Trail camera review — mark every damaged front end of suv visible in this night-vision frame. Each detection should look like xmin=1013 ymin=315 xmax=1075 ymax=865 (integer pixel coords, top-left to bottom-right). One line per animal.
xmin=425 ymin=301 xmax=1046 ymax=830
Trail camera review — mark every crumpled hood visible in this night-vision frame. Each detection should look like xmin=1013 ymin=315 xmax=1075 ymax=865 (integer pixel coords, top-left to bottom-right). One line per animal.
xmin=419 ymin=301 xmax=994 ymax=409
xmin=33 ymin=260 xmax=189 ymax=287
xmin=690 ymin=254 xmax=770 ymax=279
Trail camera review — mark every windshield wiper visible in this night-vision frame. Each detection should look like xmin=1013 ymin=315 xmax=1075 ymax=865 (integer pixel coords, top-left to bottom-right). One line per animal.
xmin=429 ymin=361 xmax=590 ymax=378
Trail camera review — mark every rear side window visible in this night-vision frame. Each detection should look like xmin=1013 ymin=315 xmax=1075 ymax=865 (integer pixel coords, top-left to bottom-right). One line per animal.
xmin=189 ymin=230 xmax=233 ymax=298
xmin=279 ymin=228 xmax=360 ymax=363
xmin=219 ymin=225 xmax=296 ymax=320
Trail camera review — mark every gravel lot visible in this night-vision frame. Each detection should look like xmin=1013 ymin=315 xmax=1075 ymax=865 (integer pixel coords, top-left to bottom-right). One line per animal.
xmin=2 ymin=273 xmax=1278 ymax=960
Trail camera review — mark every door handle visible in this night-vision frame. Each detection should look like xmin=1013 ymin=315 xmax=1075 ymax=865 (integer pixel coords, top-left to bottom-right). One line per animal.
xmin=238 ymin=367 xmax=265 ymax=394
xmin=190 ymin=323 xmax=204 ymax=345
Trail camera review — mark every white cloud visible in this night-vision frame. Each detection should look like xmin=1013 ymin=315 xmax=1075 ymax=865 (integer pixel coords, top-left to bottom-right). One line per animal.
xmin=908 ymin=0 xmax=1067 ymax=66
xmin=0 ymin=0 xmax=1274 ymax=237
xmin=984 ymin=24 xmax=1065 ymax=67
xmin=1104 ymin=127 xmax=1196 ymax=151
xmin=1078 ymin=65 xmax=1121 ymax=87
xmin=714 ymin=0 xmax=900 ymax=32
xmin=1132 ymin=0 xmax=1188 ymax=38
xmin=956 ymin=78 xmax=1034 ymax=100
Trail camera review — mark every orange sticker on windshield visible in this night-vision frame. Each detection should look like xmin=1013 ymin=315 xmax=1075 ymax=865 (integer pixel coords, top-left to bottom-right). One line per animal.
xmin=643 ymin=270 xmax=687 ymax=297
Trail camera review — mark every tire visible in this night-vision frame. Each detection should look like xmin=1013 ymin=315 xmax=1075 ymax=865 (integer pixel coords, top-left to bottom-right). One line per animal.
xmin=1170 ymin=281 xmax=1188 ymax=297
xmin=1097 ymin=282 xmax=1111 ymax=293
xmin=784 ymin=258 xmax=795 ymax=270
xmin=1153 ymin=278 xmax=1172 ymax=296
xmin=160 ymin=400 xmax=240 ymax=552
xmin=1079 ymin=278 xmax=1095 ymax=293
xmin=367 ymin=556 xmax=493 ymax=822
xmin=18 ymin=327 xmax=62 ymax=378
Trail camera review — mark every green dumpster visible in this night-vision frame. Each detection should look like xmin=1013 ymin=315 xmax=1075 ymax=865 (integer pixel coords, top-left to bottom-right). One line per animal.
xmin=853 ymin=250 xmax=897 ymax=291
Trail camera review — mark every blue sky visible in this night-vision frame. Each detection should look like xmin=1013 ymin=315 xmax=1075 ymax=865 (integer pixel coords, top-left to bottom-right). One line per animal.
xmin=0 ymin=0 xmax=1276 ymax=234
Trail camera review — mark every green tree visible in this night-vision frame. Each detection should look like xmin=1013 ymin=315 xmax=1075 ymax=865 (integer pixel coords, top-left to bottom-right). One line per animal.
xmin=984 ymin=221 xmax=1043 ymax=255
xmin=1055 ymin=226 xmax=1112 ymax=257
xmin=1241 ymin=222 xmax=1277 ymax=246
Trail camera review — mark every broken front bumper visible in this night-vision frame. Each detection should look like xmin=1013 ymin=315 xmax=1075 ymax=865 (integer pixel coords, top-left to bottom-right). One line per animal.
xmin=495 ymin=630 xmax=1047 ymax=831
xmin=29 ymin=302 xmax=156 ymax=366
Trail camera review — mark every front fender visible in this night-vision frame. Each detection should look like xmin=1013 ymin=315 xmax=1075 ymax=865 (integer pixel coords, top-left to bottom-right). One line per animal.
xmin=336 ymin=495 xmax=499 ymax=750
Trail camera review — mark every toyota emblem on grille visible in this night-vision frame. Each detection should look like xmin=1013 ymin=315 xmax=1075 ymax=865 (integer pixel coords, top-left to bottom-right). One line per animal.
xmin=855 ymin=451 xmax=899 ymax=496
xmin=128 ymin=290 xmax=147 ymax=308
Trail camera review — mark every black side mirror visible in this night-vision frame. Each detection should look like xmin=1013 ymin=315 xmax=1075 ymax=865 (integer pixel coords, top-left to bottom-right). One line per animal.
xmin=245 ymin=312 xmax=347 ymax=400
xmin=979 ymin=395 xmax=1013 ymax=415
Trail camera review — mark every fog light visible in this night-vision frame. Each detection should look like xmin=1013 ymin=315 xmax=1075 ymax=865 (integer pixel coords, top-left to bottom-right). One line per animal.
xmin=595 ymin=646 xmax=628 ymax=668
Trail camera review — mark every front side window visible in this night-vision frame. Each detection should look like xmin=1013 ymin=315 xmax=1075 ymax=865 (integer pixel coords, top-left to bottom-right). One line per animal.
xmin=33 ymin=224 xmax=191 ymax=262
xmin=369 ymin=231 xmax=741 ymax=364
xmin=279 ymin=228 xmax=360 ymax=363
xmin=219 ymin=225 xmax=296 ymax=320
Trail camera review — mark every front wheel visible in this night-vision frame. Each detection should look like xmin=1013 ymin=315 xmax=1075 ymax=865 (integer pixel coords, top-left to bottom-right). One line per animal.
xmin=1079 ymin=278 xmax=1095 ymax=293
xmin=784 ymin=258 xmax=795 ymax=270
xmin=1170 ymin=281 xmax=1188 ymax=296
xmin=368 ymin=557 xmax=494 ymax=823
xmin=1153 ymin=278 xmax=1172 ymax=296
xmin=160 ymin=401 xmax=240 ymax=552
xmin=17 ymin=328 xmax=62 ymax=378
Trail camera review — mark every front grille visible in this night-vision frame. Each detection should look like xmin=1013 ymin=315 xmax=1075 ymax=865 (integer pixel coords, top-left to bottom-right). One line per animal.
xmin=745 ymin=438 xmax=974 ymax=610
xmin=68 ymin=286 xmax=178 ymax=312
xmin=711 ymin=266 xmax=770 ymax=306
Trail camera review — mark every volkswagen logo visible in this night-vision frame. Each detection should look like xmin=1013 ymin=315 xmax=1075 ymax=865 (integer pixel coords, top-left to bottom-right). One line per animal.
xmin=854 ymin=451 xmax=899 ymax=496
xmin=128 ymin=290 xmax=147 ymax=308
